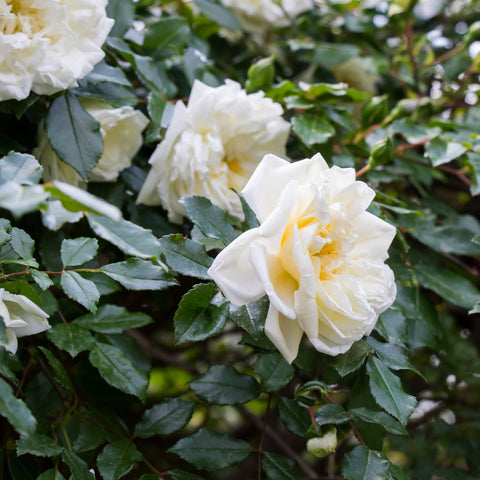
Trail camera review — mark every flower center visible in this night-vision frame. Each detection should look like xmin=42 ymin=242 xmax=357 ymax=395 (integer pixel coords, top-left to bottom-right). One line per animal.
xmin=1 ymin=0 xmax=43 ymax=36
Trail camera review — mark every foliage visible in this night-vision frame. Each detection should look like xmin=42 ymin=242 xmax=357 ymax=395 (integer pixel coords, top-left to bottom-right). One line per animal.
xmin=0 ymin=1 xmax=480 ymax=479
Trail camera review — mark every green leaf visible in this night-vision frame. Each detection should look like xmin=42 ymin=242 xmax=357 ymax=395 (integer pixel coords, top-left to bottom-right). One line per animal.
xmin=101 ymin=259 xmax=178 ymax=290
xmin=86 ymin=214 xmax=161 ymax=259
xmin=143 ymin=17 xmax=190 ymax=53
xmin=349 ymin=408 xmax=408 ymax=435
xmin=134 ymin=398 xmax=194 ymax=438
xmin=30 ymin=270 xmax=54 ymax=290
xmin=253 ymin=352 xmax=294 ymax=392
xmin=374 ymin=309 xmax=408 ymax=345
xmin=332 ymin=340 xmax=373 ymax=377
xmin=106 ymin=0 xmax=134 ymax=37
xmin=388 ymin=463 xmax=410 ymax=480
xmin=45 ymin=91 xmax=103 ymax=181
xmin=0 ymin=377 xmax=36 ymax=438
xmin=47 ymin=324 xmax=95 ymax=357
xmin=168 ymin=428 xmax=251 ymax=471
xmin=36 ymin=470 xmax=66 ymax=480
xmin=395 ymin=285 xmax=439 ymax=350
xmin=261 ymin=452 xmax=304 ymax=480
xmin=292 ymin=113 xmax=335 ymax=146
xmin=61 ymin=450 xmax=95 ymax=480
xmin=193 ymin=0 xmax=241 ymax=29
xmin=60 ymin=271 xmax=100 ymax=313
xmin=96 ymin=440 xmax=142 ymax=480
xmin=315 ymin=404 xmax=351 ymax=426
xmin=0 ymin=152 xmax=42 ymax=185
xmin=366 ymin=357 xmax=417 ymax=426
xmin=174 ymin=284 xmax=228 ymax=344
xmin=38 ymin=347 xmax=75 ymax=395
xmin=45 ymin=182 xmax=121 ymax=220
xmin=145 ymin=92 xmax=166 ymax=143
xmin=16 ymin=434 xmax=63 ymax=457
xmin=278 ymin=397 xmax=311 ymax=436
xmin=468 ymin=151 xmax=480 ymax=196
xmin=229 ymin=296 xmax=268 ymax=340
xmin=89 ymin=343 xmax=148 ymax=401
xmin=82 ymin=61 xmax=131 ymax=87
xmin=72 ymin=422 xmax=108 ymax=453
xmin=182 ymin=196 xmax=238 ymax=247
xmin=342 ymin=446 xmax=389 ymax=480
xmin=10 ymin=227 xmax=37 ymax=266
xmin=0 ymin=182 xmax=48 ymax=217
xmin=159 ymin=234 xmax=213 ymax=279
xmin=425 ymin=137 xmax=467 ymax=166
xmin=366 ymin=337 xmax=422 ymax=377
xmin=61 ymin=238 xmax=98 ymax=267
xmin=415 ymin=264 xmax=480 ymax=310
xmin=167 ymin=471 xmax=204 ymax=480
xmin=189 ymin=365 xmax=260 ymax=405
xmin=75 ymin=305 xmax=152 ymax=334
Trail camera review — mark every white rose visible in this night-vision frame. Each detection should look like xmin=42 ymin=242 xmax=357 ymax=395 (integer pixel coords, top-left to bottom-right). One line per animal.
xmin=0 ymin=0 xmax=113 ymax=101
xmin=0 ymin=289 xmax=50 ymax=354
xmin=220 ymin=0 xmax=314 ymax=32
xmin=35 ymin=98 xmax=149 ymax=188
xmin=208 ymin=154 xmax=396 ymax=363
xmin=137 ymin=79 xmax=290 ymax=224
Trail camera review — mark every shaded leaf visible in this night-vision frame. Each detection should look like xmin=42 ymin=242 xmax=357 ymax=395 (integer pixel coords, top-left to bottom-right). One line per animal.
xmin=366 ymin=357 xmax=417 ymax=426
xmin=17 ymin=435 xmax=63 ymax=457
xmin=46 ymin=92 xmax=102 ymax=181
xmin=315 ymin=404 xmax=351 ymax=426
xmin=97 ymin=440 xmax=142 ymax=480
xmin=342 ymin=446 xmax=389 ymax=480
xmin=60 ymin=271 xmax=100 ymax=313
xmin=262 ymin=452 xmax=304 ymax=480
xmin=101 ymin=259 xmax=178 ymax=290
xmin=89 ymin=343 xmax=148 ymax=401
xmin=174 ymin=284 xmax=228 ymax=344
xmin=254 ymin=352 xmax=294 ymax=392
xmin=47 ymin=324 xmax=95 ymax=357
xmin=75 ymin=305 xmax=152 ymax=334
xmin=134 ymin=398 xmax=194 ymax=438
xmin=278 ymin=397 xmax=311 ymax=436
xmin=189 ymin=365 xmax=260 ymax=405
xmin=62 ymin=450 xmax=95 ymax=480
xmin=168 ymin=429 xmax=251 ymax=471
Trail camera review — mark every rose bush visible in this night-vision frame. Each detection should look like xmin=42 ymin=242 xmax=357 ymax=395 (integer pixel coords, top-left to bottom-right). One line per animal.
xmin=0 ymin=289 xmax=50 ymax=354
xmin=0 ymin=0 xmax=113 ymax=101
xmin=137 ymin=79 xmax=290 ymax=223
xmin=219 ymin=0 xmax=314 ymax=32
xmin=35 ymin=98 xmax=149 ymax=187
xmin=208 ymin=153 xmax=396 ymax=362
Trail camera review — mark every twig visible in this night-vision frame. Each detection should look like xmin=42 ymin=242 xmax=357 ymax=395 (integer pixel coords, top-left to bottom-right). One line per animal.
xmin=405 ymin=19 xmax=421 ymax=93
xmin=237 ymin=404 xmax=320 ymax=479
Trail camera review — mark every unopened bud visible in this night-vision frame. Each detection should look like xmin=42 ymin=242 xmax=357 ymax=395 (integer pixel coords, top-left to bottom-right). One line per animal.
xmin=368 ymin=137 xmax=394 ymax=167
xmin=389 ymin=98 xmax=419 ymax=120
xmin=306 ymin=428 xmax=337 ymax=458
xmin=246 ymin=56 xmax=275 ymax=93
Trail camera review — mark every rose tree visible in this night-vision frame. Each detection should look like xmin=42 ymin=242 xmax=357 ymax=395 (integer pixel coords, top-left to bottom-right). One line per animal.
xmin=0 ymin=1 xmax=479 ymax=480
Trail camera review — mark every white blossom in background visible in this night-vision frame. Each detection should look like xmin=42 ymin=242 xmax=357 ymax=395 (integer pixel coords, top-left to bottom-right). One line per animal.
xmin=208 ymin=154 xmax=396 ymax=363
xmin=220 ymin=0 xmax=314 ymax=32
xmin=137 ymin=79 xmax=290 ymax=224
xmin=0 ymin=0 xmax=113 ymax=101
xmin=330 ymin=57 xmax=379 ymax=95
xmin=0 ymin=289 xmax=50 ymax=354
xmin=35 ymin=98 xmax=149 ymax=188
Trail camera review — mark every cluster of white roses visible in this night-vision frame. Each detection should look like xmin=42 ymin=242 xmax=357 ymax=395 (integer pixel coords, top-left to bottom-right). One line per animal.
xmin=0 ymin=0 xmax=397 ymax=362
xmin=137 ymin=79 xmax=396 ymax=363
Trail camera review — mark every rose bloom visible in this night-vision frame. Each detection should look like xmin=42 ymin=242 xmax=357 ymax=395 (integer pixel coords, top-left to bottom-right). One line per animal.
xmin=208 ymin=154 xmax=396 ymax=363
xmin=137 ymin=79 xmax=290 ymax=224
xmin=220 ymin=0 xmax=313 ymax=32
xmin=35 ymin=98 xmax=149 ymax=188
xmin=0 ymin=288 xmax=50 ymax=354
xmin=0 ymin=0 xmax=113 ymax=101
